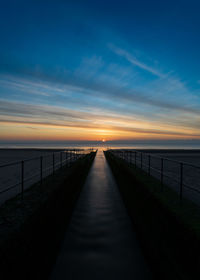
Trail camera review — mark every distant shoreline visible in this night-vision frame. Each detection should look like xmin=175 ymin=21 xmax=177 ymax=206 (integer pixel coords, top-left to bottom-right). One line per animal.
xmin=0 ymin=148 xmax=200 ymax=153
xmin=129 ymin=149 xmax=200 ymax=153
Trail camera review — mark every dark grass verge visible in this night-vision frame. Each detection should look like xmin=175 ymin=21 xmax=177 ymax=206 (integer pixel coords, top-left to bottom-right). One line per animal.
xmin=104 ymin=151 xmax=200 ymax=280
xmin=0 ymin=152 xmax=96 ymax=280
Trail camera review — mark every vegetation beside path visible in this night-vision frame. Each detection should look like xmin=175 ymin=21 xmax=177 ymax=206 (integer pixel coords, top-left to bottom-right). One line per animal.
xmin=105 ymin=151 xmax=200 ymax=280
xmin=0 ymin=151 xmax=96 ymax=280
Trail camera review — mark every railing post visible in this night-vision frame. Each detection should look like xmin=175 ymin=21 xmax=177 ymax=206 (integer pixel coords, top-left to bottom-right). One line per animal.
xmin=67 ymin=150 xmax=69 ymax=166
xmin=141 ymin=153 xmax=142 ymax=169
xmin=53 ymin=153 xmax=55 ymax=175
xmin=65 ymin=150 xmax=67 ymax=165
xmin=135 ymin=151 xmax=136 ymax=166
xmin=161 ymin=158 xmax=164 ymax=190
xmin=21 ymin=160 xmax=24 ymax=199
xmin=40 ymin=156 xmax=43 ymax=184
xmin=60 ymin=152 xmax=62 ymax=168
xmin=148 ymin=155 xmax=151 ymax=175
xmin=180 ymin=162 xmax=183 ymax=201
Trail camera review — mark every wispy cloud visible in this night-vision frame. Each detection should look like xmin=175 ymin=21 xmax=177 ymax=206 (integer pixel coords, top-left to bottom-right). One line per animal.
xmin=0 ymin=100 xmax=200 ymax=139
xmin=1 ymin=50 xmax=200 ymax=141
xmin=2 ymin=69 xmax=199 ymax=116
xmin=109 ymin=44 xmax=165 ymax=78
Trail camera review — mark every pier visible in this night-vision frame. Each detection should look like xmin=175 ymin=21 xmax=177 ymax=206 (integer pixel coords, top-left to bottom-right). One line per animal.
xmin=50 ymin=150 xmax=152 ymax=279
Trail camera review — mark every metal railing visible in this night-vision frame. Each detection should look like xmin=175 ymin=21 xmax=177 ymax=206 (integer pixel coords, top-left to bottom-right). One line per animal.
xmin=0 ymin=149 xmax=95 ymax=203
xmin=108 ymin=149 xmax=200 ymax=203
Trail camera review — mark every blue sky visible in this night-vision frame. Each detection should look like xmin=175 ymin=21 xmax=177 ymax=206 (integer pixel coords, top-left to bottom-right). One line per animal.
xmin=0 ymin=0 xmax=200 ymax=142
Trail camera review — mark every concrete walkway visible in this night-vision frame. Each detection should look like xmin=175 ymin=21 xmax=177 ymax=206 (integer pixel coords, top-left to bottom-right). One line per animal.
xmin=50 ymin=151 xmax=152 ymax=280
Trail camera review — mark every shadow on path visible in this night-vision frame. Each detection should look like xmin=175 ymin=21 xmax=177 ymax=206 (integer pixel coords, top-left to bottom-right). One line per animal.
xmin=50 ymin=151 xmax=152 ymax=280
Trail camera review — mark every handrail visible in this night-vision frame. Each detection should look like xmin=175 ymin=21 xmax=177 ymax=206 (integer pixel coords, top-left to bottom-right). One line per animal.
xmin=108 ymin=149 xmax=200 ymax=202
xmin=111 ymin=149 xmax=200 ymax=169
xmin=0 ymin=149 xmax=95 ymax=202
xmin=0 ymin=150 xmax=66 ymax=168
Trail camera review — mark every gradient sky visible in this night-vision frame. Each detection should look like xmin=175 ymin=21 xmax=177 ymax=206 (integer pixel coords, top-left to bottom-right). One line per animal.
xmin=0 ymin=0 xmax=200 ymax=143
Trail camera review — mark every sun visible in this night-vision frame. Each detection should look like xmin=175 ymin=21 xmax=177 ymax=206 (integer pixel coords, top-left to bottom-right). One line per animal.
xmin=102 ymin=139 xmax=106 ymax=143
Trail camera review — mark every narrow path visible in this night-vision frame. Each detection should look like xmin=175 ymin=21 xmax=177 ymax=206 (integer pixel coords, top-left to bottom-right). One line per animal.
xmin=50 ymin=151 xmax=152 ymax=280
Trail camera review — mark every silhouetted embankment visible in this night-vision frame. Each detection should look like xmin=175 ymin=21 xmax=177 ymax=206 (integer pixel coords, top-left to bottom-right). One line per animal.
xmin=0 ymin=151 xmax=96 ymax=280
xmin=105 ymin=151 xmax=200 ymax=280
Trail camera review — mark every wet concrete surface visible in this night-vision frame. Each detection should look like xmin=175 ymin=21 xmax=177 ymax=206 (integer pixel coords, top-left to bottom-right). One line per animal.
xmin=50 ymin=151 xmax=152 ymax=280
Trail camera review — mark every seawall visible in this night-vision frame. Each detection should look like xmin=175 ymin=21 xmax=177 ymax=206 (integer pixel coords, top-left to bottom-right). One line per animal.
xmin=0 ymin=152 xmax=96 ymax=280
xmin=105 ymin=151 xmax=200 ymax=280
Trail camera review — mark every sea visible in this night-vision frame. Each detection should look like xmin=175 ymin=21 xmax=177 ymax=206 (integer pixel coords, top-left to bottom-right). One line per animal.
xmin=0 ymin=141 xmax=200 ymax=150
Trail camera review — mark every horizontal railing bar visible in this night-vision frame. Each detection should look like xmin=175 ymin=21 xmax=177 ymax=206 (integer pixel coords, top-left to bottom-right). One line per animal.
xmin=183 ymin=183 xmax=200 ymax=193
xmin=121 ymin=149 xmax=200 ymax=169
xmin=0 ymin=150 xmax=95 ymax=197
xmin=149 ymin=166 xmax=161 ymax=174
xmin=0 ymin=149 xmax=90 ymax=168
xmin=110 ymin=149 xmax=200 ymax=197
xmin=43 ymin=166 xmax=53 ymax=173
xmin=162 ymin=173 xmax=180 ymax=184
xmin=0 ymin=182 xmax=21 ymax=194
xmin=111 ymin=149 xmax=200 ymax=170
xmin=0 ymin=161 xmax=21 ymax=168
xmin=23 ymin=150 xmax=66 ymax=162
xmin=23 ymin=172 xmax=40 ymax=183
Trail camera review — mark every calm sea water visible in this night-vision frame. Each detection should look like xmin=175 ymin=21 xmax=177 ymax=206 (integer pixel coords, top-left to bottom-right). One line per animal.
xmin=0 ymin=142 xmax=200 ymax=150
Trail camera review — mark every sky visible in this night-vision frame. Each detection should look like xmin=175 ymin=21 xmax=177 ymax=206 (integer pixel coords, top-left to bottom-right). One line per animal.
xmin=0 ymin=0 xmax=200 ymax=144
